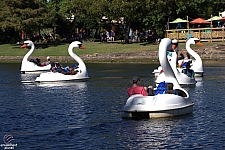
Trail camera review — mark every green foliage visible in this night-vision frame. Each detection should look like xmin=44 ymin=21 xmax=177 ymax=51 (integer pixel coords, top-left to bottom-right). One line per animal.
xmin=0 ymin=0 xmax=225 ymax=42
xmin=1 ymin=0 xmax=49 ymax=32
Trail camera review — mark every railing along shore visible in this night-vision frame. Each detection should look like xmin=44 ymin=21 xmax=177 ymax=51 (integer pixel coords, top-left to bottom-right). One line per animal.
xmin=165 ymin=28 xmax=225 ymax=43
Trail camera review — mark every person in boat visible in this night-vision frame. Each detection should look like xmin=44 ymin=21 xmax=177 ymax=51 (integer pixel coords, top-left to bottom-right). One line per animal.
xmin=171 ymin=39 xmax=178 ymax=54
xmin=63 ymin=67 xmax=79 ymax=75
xmin=185 ymin=52 xmax=190 ymax=59
xmin=30 ymin=58 xmax=41 ymax=66
xmin=163 ymin=83 xmax=178 ymax=95
xmin=178 ymin=53 xmax=184 ymax=60
xmin=167 ymin=39 xmax=178 ymax=57
xmin=35 ymin=58 xmax=41 ymax=66
xmin=54 ymin=62 xmax=64 ymax=73
xmin=182 ymin=62 xmax=195 ymax=78
xmin=127 ymin=76 xmax=154 ymax=96
xmin=50 ymin=62 xmax=56 ymax=71
xmin=41 ymin=56 xmax=51 ymax=66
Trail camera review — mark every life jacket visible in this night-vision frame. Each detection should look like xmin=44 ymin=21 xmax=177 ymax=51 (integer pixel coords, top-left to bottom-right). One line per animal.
xmin=154 ymin=81 xmax=168 ymax=95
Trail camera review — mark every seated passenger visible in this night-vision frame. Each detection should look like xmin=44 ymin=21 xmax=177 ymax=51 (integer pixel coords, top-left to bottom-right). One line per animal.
xmin=167 ymin=39 xmax=178 ymax=57
xmin=68 ymin=68 xmax=79 ymax=75
xmin=163 ymin=83 xmax=178 ymax=95
xmin=178 ymin=53 xmax=184 ymax=60
xmin=50 ymin=62 xmax=55 ymax=71
xmin=41 ymin=56 xmax=51 ymax=66
xmin=30 ymin=58 xmax=41 ymax=66
xmin=63 ymin=67 xmax=79 ymax=75
xmin=182 ymin=62 xmax=195 ymax=78
xmin=185 ymin=52 xmax=190 ymax=59
xmin=54 ymin=62 xmax=63 ymax=73
xmin=127 ymin=76 xmax=153 ymax=96
xmin=36 ymin=58 xmax=41 ymax=66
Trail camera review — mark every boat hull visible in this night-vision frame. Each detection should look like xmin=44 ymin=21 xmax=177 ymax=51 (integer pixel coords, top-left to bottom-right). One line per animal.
xmin=153 ymin=68 xmax=204 ymax=77
xmin=123 ymin=94 xmax=194 ymax=119
xmin=20 ymin=62 xmax=51 ymax=74
xmin=123 ymin=103 xmax=193 ymax=118
xmin=35 ymin=72 xmax=89 ymax=82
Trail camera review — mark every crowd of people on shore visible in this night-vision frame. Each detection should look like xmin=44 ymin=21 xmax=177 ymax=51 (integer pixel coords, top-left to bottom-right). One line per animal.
xmin=100 ymin=27 xmax=160 ymax=43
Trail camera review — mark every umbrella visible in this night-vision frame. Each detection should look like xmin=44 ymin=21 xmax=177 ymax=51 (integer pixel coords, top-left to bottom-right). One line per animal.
xmin=206 ymin=16 xmax=222 ymax=21
xmin=190 ymin=18 xmax=210 ymax=24
xmin=170 ymin=18 xmax=189 ymax=23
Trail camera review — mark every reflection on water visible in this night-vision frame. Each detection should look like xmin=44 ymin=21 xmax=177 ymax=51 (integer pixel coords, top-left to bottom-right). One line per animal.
xmin=37 ymin=81 xmax=87 ymax=88
xmin=0 ymin=63 xmax=225 ymax=149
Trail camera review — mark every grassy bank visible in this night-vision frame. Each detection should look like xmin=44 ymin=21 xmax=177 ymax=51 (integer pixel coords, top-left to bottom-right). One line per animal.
xmin=0 ymin=42 xmax=159 ymax=56
xmin=0 ymin=41 xmax=223 ymax=64
xmin=0 ymin=41 xmax=214 ymax=57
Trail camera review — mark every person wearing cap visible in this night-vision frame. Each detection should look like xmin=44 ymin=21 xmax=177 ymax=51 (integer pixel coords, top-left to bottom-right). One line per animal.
xmin=181 ymin=62 xmax=195 ymax=78
xmin=35 ymin=58 xmax=41 ymax=66
xmin=127 ymin=76 xmax=154 ymax=97
xmin=171 ymin=39 xmax=178 ymax=54
xmin=167 ymin=39 xmax=178 ymax=57
xmin=41 ymin=56 xmax=51 ymax=66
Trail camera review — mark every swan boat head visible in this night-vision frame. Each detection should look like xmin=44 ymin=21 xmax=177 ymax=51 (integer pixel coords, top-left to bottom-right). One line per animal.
xmin=68 ymin=41 xmax=88 ymax=79
xmin=35 ymin=41 xmax=89 ymax=82
xmin=21 ymin=40 xmax=35 ymax=63
xmin=20 ymin=40 xmax=51 ymax=73
xmin=155 ymin=38 xmax=181 ymax=88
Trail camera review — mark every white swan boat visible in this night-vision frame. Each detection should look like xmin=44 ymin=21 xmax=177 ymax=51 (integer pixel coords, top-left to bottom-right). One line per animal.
xmin=153 ymin=38 xmax=204 ymax=77
xmin=155 ymin=50 xmax=197 ymax=85
xmin=123 ymin=38 xmax=194 ymax=119
xmin=20 ymin=40 xmax=51 ymax=74
xmin=177 ymin=38 xmax=204 ymax=77
xmin=35 ymin=41 xmax=89 ymax=82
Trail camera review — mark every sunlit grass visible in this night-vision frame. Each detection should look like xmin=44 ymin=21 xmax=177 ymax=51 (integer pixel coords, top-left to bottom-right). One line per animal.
xmin=0 ymin=40 xmax=222 ymax=57
xmin=0 ymin=42 xmax=159 ymax=56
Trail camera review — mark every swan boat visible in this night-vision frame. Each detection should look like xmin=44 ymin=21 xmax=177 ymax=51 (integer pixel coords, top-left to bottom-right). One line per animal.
xmin=155 ymin=50 xmax=197 ymax=85
xmin=177 ymin=38 xmax=204 ymax=77
xmin=123 ymin=38 xmax=194 ymax=119
xmin=152 ymin=38 xmax=204 ymax=77
xmin=20 ymin=40 xmax=51 ymax=74
xmin=35 ymin=41 xmax=89 ymax=82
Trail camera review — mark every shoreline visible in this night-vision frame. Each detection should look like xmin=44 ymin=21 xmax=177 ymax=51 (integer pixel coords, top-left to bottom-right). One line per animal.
xmin=0 ymin=55 xmax=225 ymax=66
xmin=1 ymin=43 xmax=225 ymax=66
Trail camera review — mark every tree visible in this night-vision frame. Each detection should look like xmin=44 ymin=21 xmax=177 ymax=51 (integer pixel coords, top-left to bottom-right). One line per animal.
xmin=0 ymin=0 xmax=50 ymax=39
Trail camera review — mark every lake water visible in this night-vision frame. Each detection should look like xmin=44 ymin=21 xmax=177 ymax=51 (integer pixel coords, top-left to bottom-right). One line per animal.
xmin=0 ymin=63 xmax=225 ymax=149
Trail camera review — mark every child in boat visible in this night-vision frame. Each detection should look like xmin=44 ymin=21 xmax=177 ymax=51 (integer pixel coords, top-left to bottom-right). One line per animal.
xmin=54 ymin=62 xmax=63 ymax=73
xmin=41 ymin=56 xmax=51 ymax=66
xmin=182 ymin=62 xmax=195 ymax=78
xmin=164 ymin=83 xmax=178 ymax=95
xmin=63 ymin=67 xmax=79 ymax=75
